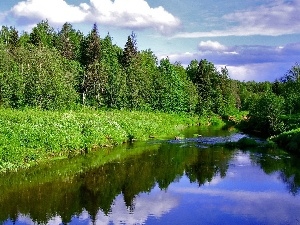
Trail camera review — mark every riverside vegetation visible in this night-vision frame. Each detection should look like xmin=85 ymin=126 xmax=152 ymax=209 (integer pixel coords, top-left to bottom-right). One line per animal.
xmin=0 ymin=21 xmax=300 ymax=172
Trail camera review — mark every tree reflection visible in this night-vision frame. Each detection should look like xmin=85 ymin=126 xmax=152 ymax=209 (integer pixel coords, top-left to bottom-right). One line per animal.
xmin=0 ymin=142 xmax=299 ymax=224
xmin=250 ymin=149 xmax=300 ymax=195
xmin=185 ymin=147 xmax=231 ymax=186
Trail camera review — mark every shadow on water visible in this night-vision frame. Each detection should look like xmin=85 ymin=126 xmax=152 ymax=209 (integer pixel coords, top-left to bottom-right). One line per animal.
xmin=0 ymin=126 xmax=299 ymax=224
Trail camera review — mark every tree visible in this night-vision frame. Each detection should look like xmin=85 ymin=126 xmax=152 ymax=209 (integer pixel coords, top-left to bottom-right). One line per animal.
xmin=0 ymin=26 xmax=19 ymax=52
xmin=191 ymin=59 xmax=219 ymax=114
xmin=19 ymin=32 xmax=31 ymax=48
xmin=20 ymin=47 xmax=78 ymax=109
xmin=121 ymin=32 xmax=138 ymax=68
xmin=29 ymin=20 xmax=56 ymax=48
xmin=80 ymin=23 xmax=101 ymax=68
xmin=186 ymin=59 xmax=199 ymax=83
xmin=136 ymin=49 xmax=160 ymax=110
xmin=120 ymin=32 xmax=140 ymax=109
xmin=247 ymin=92 xmax=285 ymax=135
xmin=279 ymin=63 xmax=300 ymax=114
xmin=156 ymin=58 xmax=197 ymax=113
xmin=100 ymin=34 xmax=126 ymax=109
xmin=0 ymin=43 xmax=24 ymax=108
xmin=57 ymin=22 xmax=83 ymax=60
xmin=80 ymin=23 xmax=105 ymax=106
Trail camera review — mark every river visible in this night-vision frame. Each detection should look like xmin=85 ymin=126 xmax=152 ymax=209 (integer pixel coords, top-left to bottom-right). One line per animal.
xmin=0 ymin=126 xmax=300 ymax=225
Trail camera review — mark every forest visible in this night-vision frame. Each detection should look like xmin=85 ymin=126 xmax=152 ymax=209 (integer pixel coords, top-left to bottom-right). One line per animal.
xmin=0 ymin=20 xmax=300 ymax=167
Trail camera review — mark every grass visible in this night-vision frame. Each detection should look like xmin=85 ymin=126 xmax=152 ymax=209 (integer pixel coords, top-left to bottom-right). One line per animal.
xmin=280 ymin=113 xmax=300 ymax=131
xmin=0 ymin=107 xmax=200 ymax=172
xmin=269 ymin=114 xmax=300 ymax=154
xmin=271 ymin=128 xmax=300 ymax=154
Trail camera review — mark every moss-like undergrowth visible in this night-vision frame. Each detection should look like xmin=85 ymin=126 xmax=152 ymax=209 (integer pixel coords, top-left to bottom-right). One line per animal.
xmin=0 ymin=108 xmax=203 ymax=172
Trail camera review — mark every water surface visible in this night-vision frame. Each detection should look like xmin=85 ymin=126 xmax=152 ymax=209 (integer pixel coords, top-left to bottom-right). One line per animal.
xmin=1 ymin=126 xmax=300 ymax=225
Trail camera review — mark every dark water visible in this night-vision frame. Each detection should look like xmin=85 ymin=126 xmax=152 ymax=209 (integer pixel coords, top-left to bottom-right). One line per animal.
xmin=1 ymin=126 xmax=300 ymax=225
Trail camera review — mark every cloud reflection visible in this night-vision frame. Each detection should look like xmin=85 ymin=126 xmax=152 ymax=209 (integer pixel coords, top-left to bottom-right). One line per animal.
xmin=13 ymin=189 xmax=179 ymax=225
xmin=173 ymin=187 xmax=300 ymax=225
xmin=97 ymin=190 xmax=178 ymax=225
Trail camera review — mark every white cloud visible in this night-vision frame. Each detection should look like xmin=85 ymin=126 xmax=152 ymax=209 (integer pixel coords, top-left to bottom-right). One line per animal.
xmin=174 ymin=0 xmax=300 ymax=38
xmin=198 ymin=40 xmax=227 ymax=52
xmin=7 ymin=0 xmax=180 ymax=34
xmin=165 ymin=41 xmax=300 ymax=81
xmin=89 ymin=0 xmax=181 ymax=34
xmin=11 ymin=0 xmax=88 ymax=24
xmin=174 ymin=188 xmax=300 ymax=225
xmin=226 ymin=64 xmax=271 ymax=81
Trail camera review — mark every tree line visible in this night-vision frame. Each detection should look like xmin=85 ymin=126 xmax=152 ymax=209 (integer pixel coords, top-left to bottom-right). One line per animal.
xmin=1 ymin=21 xmax=300 ymax=135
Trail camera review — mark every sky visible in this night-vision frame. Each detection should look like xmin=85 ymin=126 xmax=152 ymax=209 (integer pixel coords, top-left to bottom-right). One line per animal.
xmin=1 ymin=0 xmax=300 ymax=81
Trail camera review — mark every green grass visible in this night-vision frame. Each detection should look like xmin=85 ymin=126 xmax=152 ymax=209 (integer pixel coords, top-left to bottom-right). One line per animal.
xmin=280 ymin=113 xmax=300 ymax=131
xmin=268 ymin=114 xmax=300 ymax=154
xmin=271 ymin=128 xmax=300 ymax=154
xmin=0 ymin=108 xmax=199 ymax=172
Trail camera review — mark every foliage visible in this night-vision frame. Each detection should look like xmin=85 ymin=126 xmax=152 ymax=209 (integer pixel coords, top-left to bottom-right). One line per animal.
xmin=57 ymin=22 xmax=83 ymax=61
xmin=279 ymin=63 xmax=300 ymax=114
xmin=100 ymin=34 xmax=126 ymax=109
xmin=121 ymin=32 xmax=138 ymax=68
xmin=280 ymin=113 xmax=300 ymax=131
xmin=271 ymin=128 xmax=300 ymax=154
xmin=245 ymin=92 xmax=285 ymax=135
xmin=29 ymin=20 xmax=56 ymax=48
xmin=187 ymin=59 xmax=237 ymax=115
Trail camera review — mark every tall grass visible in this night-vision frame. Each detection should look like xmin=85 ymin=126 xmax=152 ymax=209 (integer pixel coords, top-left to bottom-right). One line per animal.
xmin=0 ymin=108 xmax=199 ymax=172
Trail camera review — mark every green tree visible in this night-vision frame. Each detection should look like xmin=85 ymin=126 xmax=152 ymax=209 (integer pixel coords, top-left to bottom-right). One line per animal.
xmin=136 ymin=49 xmax=160 ymax=110
xmin=80 ymin=24 xmax=105 ymax=106
xmin=19 ymin=31 xmax=31 ymax=48
xmin=0 ymin=44 xmax=24 ymax=108
xmin=156 ymin=58 xmax=197 ymax=112
xmin=18 ymin=47 xmax=79 ymax=109
xmin=120 ymin=32 xmax=140 ymax=109
xmin=57 ymin=22 xmax=83 ymax=60
xmin=0 ymin=26 xmax=19 ymax=53
xmin=186 ymin=59 xmax=199 ymax=83
xmin=100 ymin=34 xmax=126 ymax=109
xmin=247 ymin=92 xmax=285 ymax=135
xmin=280 ymin=63 xmax=300 ymax=114
xmin=121 ymin=32 xmax=138 ymax=68
xmin=190 ymin=59 xmax=219 ymax=114
xmin=29 ymin=20 xmax=56 ymax=48
xmin=80 ymin=23 xmax=101 ymax=67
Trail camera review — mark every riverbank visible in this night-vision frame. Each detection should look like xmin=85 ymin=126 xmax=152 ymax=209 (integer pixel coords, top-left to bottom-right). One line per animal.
xmin=238 ymin=113 xmax=300 ymax=154
xmin=271 ymin=114 xmax=300 ymax=153
xmin=271 ymin=128 xmax=300 ymax=153
xmin=0 ymin=108 xmax=226 ymax=172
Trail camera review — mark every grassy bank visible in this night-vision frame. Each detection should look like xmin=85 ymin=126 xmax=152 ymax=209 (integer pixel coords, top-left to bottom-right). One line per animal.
xmin=0 ymin=108 xmax=206 ymax=172
xmin=271 ymin=128 xmax=300 ymax=153
xmin=268 ymin=114 xmax=300 ymax=154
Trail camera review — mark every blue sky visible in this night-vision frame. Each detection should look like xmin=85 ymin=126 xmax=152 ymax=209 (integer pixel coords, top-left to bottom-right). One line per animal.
xmin=1 ymin=0 xmax=300 ymax=81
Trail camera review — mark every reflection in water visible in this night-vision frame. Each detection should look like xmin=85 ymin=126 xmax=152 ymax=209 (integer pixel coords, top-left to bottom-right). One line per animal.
xmin=0 ymin=128 xmax=300 ymax=225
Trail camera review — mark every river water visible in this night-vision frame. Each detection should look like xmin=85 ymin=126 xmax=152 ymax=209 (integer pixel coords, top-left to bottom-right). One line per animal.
xmin=1 ymin=126 xmax=300 ymax=225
